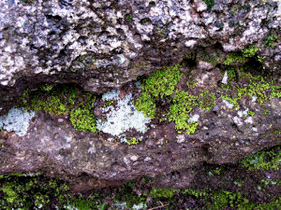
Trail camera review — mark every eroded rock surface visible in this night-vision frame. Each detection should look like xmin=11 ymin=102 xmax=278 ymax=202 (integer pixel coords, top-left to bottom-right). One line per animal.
xmin=0 ymin=0 xmax=280 ymax=91
xmin=0 ymin=0 xmax=281 ymax=191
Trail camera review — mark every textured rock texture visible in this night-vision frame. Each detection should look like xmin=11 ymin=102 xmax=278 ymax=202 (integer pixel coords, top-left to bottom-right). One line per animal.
xmin=0 ymin=0 xmax=281 ymax=191
xmin=0 ymin=0 xmax=280 ymax=90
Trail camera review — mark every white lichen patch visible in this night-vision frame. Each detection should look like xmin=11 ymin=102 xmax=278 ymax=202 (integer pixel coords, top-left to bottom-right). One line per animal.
xmin=96 ymin=89 xmax=151 ymax=136
xmin=221 ymin=71 xmax=228 ymax=84
xmin=188 ymin=114 xmax=200 ymax=123
xmin=233 ymin=116 xmax=243 ymax=126
xmin=245 ymin=117 xmax=253 ymax=124
xmin=0 ymin=108 xmax=35 ymax=136
xmin=223 ymin=99 xmax=234 ymax=109
xmin=238 ymin=108 xmax=249 ymax=118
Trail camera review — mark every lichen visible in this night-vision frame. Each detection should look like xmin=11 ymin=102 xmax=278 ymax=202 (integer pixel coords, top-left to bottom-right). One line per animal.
xmin=96 ymin=89 xmax=151 ymax=137
xmin=0 ymin=108 xmax=35 ymax=136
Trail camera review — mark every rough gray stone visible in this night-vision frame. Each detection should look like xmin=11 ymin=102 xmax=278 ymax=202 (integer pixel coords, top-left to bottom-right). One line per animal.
xmin=0 ymin=0 xmax=280 ymax=91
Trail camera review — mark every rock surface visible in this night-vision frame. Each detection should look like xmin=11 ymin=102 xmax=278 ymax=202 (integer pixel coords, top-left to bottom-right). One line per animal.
xmin=0 ymin=0 xmax=281 ymax=191
xmin=0 ymin=0 xmax=280 ymax=90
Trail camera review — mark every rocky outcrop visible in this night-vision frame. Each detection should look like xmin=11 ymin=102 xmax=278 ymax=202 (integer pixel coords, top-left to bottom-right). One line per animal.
xmin=0 ymin=0 xmax=281 ymax=191
xmin=0 ymin=0 xmax=280 ymax=90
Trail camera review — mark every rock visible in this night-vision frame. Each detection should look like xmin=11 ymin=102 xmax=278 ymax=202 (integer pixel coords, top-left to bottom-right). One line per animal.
xmin=0 ymin=0 xmax=280 ymax=92
xmin=0 ymin=0 xmax=281 ymax=192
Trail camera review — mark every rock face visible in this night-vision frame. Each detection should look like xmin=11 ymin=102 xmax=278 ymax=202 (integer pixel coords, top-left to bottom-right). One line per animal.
xmin=0 ymin=0 xmax=281 ymax=191
xmin=0 ymin=0 xmax=280 ymax=90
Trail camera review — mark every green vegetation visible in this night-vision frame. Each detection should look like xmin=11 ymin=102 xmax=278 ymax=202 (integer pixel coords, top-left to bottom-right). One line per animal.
xmin=167 ymin=89 xmax=198 ymax=133
xmin=70 ymin=108 xmax=97 ymax=133
xmin=135 ymin=64 xmax=217 ymax=135
xmin=223 ymin=45 xmax=261 ymax=66
xmin=1 ymin=172 xmax=281 ymax=209
xmin=264 ymin=35 xmax=279 ymax=48
xmin=221 ymin=68 xmax=281 ymax=109
xmin=20 ymin=84 xmax=98 ymax=133
xmin=240 ymin=145 xmax=281 ymax=171
xmin=0 ymin=174 xmax=69 ymax=209
xmin=126 ymin=137 xmax=142 ymax=145
xmin=135 ymin=64 xmax=183 ymax=119
xmin=247 ymin=110 xmax=255 ymax=117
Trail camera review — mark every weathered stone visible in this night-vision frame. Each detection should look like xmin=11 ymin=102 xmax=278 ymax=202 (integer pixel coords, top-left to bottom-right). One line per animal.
xmin=0 ymin=0 xmax=281 ymax=192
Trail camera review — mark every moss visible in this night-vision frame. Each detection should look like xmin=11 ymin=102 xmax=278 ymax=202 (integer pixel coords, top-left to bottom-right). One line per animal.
xmin=242 ymin=45 xmax=259 ymax=58
xmin=149 ymin=187 xmax=179 ymax=199
xmin=221 ymin=68 xmax=281 ymax=109
xmin=20 ymin=84 xmax=98 ymax=133
xmin=240 ymin=145 xmax=281 ymax=171
xmin=247 ymin=110 xmax=255 ymax=117
xmin=0 ymin=174 xmax=70 ymax=209
xmin=126 ymin=137 xmax=142 ymax=145
xmin=223 ymin=52 xmax=247 ymax=65
xmin=70 ymin=108 xmax=97 ymax=133
xmin=135 ymin=64 xmax=206 ymax=135
xmin=223 ymin=45 xmax=261 ymax=66
xmin=204 ymin=190 xmax=252 ymax=210
xmin=167 ymin=89 xmax=198 ymax=134
xmin=264 ymin=35 xmax=279 ymax=48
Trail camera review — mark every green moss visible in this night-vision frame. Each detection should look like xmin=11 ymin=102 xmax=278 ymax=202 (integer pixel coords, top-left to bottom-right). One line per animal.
xmin=20 ymin=84 xmax=98 ymax=133
xmin=135 ymin=65 xmax=182 ymax=118
xmin=70 ymin=108 xmax=97 ymax=133
xmin=149 ymin=187 xmax=179 ymax=199
xmin=141 ymin=64 xmax=183 ymax=99
xmin=134 ymin=92 xmax=156 ymax=118
xmin=240 ymin=145 xmax=281 ymax=171
xmin=223 ymin=52 xmax=247 ymax=65
xmin=223 ymin=45 xmax=261 ymax=66
xmin=264 ymin=35 xmax=279 ymax=48
xmin=0 ymin=174 xmax=70 ymax=209
xmin=199 ymin=90 xmax=217 ymax=111
xmin=167 ymin=89 xmax=198 ymax=133
xmin=242 ymin=45 xmax=258 ymax=58
xmin=135 ymin=64 xmax=204 ymax=134
xmin=205 ymin=190 xmax=252 ymax=210
xmin=126 ymin=137 xmax=142 ymax=145
xmin=247 ymin=110 xmax=255 ymax=117
xmin=221 ymin=69 xmax=281 ymax=109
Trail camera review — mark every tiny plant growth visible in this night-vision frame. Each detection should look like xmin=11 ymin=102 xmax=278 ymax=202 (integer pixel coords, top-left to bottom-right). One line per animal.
xmin=135 ymin=64 xmax=217 ymax=135
xmin=20 ymin=84 xmax=98 ymax=133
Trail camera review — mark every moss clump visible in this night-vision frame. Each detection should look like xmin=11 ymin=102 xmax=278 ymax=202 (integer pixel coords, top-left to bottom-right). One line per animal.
xmin=70 ymin=108 xmax=97 ymax=133
xmin=221 ymin=68 xmax=281 ymax=109
xmin=264 ymin=35 xmax=279 ymax=48
xmin=135 ymin=65 xmax=201 ymax=135
xmin=223 ymin=52 xmax=247 ymax=65
xmin=223 ymin=45 xmax=261 ymax=66
xmin=20 ymin=84 xmax=98 ymax=133
xmin=240 ymin=145 xmax=281 ymax=171
xmin=0 ymin=174 xmax=70 ymax=209
xmin=135 ymin=64 xmax=183 ymax=119
xmin=167 ymin=90 xmax=198 ymax=134
xmin=126 ymin=137 xmax=142 ymax=145
xmin=135 ymin=64 xmax=217 ymax=135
